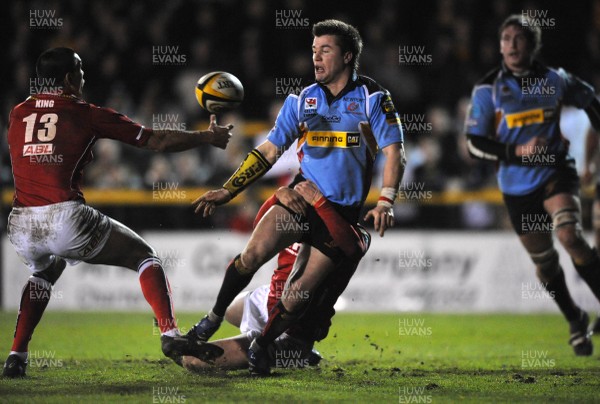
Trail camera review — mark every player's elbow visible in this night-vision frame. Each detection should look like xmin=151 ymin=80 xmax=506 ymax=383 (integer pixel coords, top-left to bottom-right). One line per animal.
xmin=384 ymin=143 xmax=406 ymax=170
xmin=399 ymin=149 xmax=407 ymax=171
xmin=256 ymin=140 xmax=279 ymax=165
xmin=466 ymin=135 xmax=494 ymax=161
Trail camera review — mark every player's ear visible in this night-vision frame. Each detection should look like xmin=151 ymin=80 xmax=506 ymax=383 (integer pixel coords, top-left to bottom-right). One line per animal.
xmin=64 ymin=72 xmax=73 ymax=88
xmin=343 ymin=51 xmax=353 ymax=65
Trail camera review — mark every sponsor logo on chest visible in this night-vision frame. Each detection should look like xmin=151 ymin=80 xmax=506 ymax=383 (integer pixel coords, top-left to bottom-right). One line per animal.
xmin=306 ymin=131 xmax=360 ymax=148
xmin=23 ymin=143 xmax=54 ymax=156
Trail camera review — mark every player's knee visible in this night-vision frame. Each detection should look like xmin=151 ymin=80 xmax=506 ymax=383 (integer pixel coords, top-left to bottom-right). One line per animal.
xmin=530 ymin=247 xmax=560 ymax=283
xmin=281 ymin=294 xmax=310 ymax=314
xmin=239 ymin=249 xmax=262 ymax=274
xmin=555 ymin=226 xmax=585 ymax=251
xmin=130 ymin=245 xmax=160 ymax=271
xmin=34 ymin=257 xmax=66 ymax=285
xmin=553 ymin=209 xmax=584 ymax=249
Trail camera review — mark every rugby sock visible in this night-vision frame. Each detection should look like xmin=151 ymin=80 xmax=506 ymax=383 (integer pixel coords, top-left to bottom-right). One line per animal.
xmin=211 ymin=254 xmax=253 ymax=317
xmin=573 ymin=252 xmax=600 ymax=303
xmin=138 ymin=258 xmax=177 ymax=333
xmin=11 ymin=277 xmax=52 ymax=353
xmin=207 ymin=310 xmax=223 ymax=323
xmin=256 ymin=301 xmax=299 ymax=348
xmin=544 ymin=267 xmax=581 ymax=322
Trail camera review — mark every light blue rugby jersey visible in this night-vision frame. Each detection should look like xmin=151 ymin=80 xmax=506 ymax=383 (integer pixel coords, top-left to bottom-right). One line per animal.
xmin=465 ymin=62 xmax=595 ymax=196
xmin=267 ymin=75 xmax=404 ymax=207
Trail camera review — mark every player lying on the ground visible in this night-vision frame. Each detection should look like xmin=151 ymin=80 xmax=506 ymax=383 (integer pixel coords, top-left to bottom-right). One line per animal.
xmin=465 ymin=15 xmax=600 ymax=355
xmin=182 ymin=182 xmax=371 ymax=371
xmin=188 ymin=19 xmax=405 ymax=375
xmin=2 ymin=47 xmax=230 ymax=378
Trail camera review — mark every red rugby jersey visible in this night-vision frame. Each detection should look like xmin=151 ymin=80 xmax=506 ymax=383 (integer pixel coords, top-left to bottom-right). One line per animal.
xmin=7 ymin=94 xmax=151 ymax=207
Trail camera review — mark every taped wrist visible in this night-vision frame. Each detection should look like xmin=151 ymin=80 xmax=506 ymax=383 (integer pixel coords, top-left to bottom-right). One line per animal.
xmin=377 ymin=187 xmax=398 ymax=208
xmin=223 ymin=149 xmax=272 ymax=198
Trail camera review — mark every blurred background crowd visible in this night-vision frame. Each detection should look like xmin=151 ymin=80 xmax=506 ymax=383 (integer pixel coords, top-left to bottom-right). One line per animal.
xmin=1 ymin=0 xmax=600 ymax=231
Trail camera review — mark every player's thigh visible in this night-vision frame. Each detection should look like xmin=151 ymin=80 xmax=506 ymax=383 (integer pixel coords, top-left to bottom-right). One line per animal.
xmin=8 ymin=202 xmax=109 ymax=273
xmin=543 ymin=192 xmax=581 ymax=217
xmin=85 ymin=217 xmax=155 ymax=270
xmin=7 ymin=208 xmax=55 ymax=273
xmin=284 ymin=245 xmax=336 ymax=310
xmin=225 ymin=291 xmax=251 ymax=328
xmin=241 ymin=204 xmax=302 ymax=269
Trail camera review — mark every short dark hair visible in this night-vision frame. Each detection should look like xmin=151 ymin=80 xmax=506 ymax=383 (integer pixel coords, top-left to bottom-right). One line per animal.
xmin=312 ymin=19 xmax=363 ymax=72
xmin=36 ymin=47 xmax=80 ymax=84
xmin=499 ymin=14 xmax=542 ymax=56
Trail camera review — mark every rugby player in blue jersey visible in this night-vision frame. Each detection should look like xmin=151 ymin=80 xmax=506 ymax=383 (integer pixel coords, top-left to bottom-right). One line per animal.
xmin=188 ymin=19 xmax=406 ymax=374
xmin=466 ymin=15 xmax=600 ymax=355
xmin=582 ymin=110 xmax=600 ymax=333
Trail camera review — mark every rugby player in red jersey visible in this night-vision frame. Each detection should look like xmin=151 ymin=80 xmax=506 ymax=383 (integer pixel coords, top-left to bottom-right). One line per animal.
xmin=182 ymin=182 xmax=370 ymax=371
xmin=2 ymin=47 xmax=231 ymax=377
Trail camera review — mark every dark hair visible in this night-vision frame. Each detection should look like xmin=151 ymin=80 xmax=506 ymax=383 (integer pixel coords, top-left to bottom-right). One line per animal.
xmin=499 ymin=14 xmax=542 ymax=56
xmin=36 ymin=47 xmax=80 ymax=84
xmin=312 ymin=19 xmax=363 ymax=72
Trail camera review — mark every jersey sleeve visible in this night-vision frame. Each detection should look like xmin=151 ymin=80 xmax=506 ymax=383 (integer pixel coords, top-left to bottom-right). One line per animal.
xmin=90 ymin=105 xmax=151 ymax=146
xmin=558 ymin=68 xmax=596 ymax=109
xmin=266 ymin=95 xmax=300 ymax=148
xmin=464 ymin=85 xmax=495 ymax=137
xmin=368 ymin=90 xmax=403 ymax=148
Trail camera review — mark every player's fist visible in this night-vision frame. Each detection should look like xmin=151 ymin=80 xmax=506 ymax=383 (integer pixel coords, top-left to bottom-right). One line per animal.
xmin=206 ymin=114 xmax=233 ymax=149
xmin=516 ymin=136 xmax=546 ymax=157
xmin=192 ymin=188 xmax=232 ymax=217
xmin=275 ymin=187 xmax=308 ymax=216
xmin=294 ymin=180 xmax=324 ymax=207
xmin=364 ymin=205 xmax=394 ymax=237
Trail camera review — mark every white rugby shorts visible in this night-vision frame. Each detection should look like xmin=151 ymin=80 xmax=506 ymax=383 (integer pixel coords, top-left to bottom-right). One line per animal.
xmin=239 ymin=284 xmax=270 ymax=340
xmin=7 ymin=201 xmax=112 ymax=272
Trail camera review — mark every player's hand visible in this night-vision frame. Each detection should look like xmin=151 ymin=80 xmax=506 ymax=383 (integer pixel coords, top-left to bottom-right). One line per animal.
xmin=294 ymin=180 xmax=324 ymax=207
xmin=192 ymin=188 xmax=232 ymax=217
xmin=275 ymin=187 xmax=308 ymax=216
xmin=206 ymin=114 xmax=233 ymax=149
xmin=364 ymin=205 xmax=394 ymax=237
xmin=516 ymin=136 xmax=546 ymax=157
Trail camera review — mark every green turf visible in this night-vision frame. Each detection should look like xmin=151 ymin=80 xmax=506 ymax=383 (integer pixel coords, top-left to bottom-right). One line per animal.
xmin=0 ymin=312 xmax=599 ymax=403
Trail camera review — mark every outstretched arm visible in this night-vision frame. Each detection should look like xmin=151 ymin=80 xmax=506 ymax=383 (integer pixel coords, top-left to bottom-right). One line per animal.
xmin=192 ymin=140 xmax=280 ymax=216
xmin=143 ymin=114 xmax=233 ymax=152
xmin=467 ymin=134 xmax=548 ymax=163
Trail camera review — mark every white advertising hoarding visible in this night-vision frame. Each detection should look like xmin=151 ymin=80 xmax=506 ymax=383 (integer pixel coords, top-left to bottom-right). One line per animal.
xmin=2 ymin=231 xmax=599 ymax=313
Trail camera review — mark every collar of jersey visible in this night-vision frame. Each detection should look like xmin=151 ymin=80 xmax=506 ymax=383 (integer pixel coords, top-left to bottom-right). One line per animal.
xmin=316 ymin=72 xmax=360 ymax=105
xmin=500 ymin=60 xmax=548 ymax=79
xmin=29 ymin=93 xmax=81 ymax=101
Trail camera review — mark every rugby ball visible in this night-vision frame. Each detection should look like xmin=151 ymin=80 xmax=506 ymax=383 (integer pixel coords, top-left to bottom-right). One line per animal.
xmin=195 ymin=71 xmax=244 ymax=113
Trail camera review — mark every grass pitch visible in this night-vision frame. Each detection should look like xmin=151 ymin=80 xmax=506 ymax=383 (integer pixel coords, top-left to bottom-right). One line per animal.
xmin=1 ymin=312 xmax=599 ymax=403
